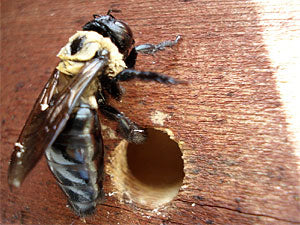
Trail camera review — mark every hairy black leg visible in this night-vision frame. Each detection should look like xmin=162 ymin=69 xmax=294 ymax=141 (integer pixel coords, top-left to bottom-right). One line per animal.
xmin=114 ymin=69 xmax=185 ymax=84
xmin=97 ymin=93 xmax=146 ymax=144
xmin=125 ymin=48 xmax=138 ymax=68
xmin=101 ymin=104 xmax=147 ymax=144
xmin=99 ymin=75 xmax=123 ymax=101
xmin=125 ymin=35 xmax=181 ymax=68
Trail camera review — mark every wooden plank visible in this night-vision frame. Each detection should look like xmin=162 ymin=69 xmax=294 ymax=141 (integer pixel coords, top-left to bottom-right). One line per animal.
xmin=1 ymin=0 xmax=299 ymax=224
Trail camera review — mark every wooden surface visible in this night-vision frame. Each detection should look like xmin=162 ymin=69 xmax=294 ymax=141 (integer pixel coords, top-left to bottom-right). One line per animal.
xmin=1 ymin=0 xmax=299 ymax=224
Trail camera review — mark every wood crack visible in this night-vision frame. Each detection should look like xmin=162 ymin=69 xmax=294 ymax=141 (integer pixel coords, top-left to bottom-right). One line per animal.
xmin=179 ymin=200 xmax=300 ymax=224
xmin=101 ymin=203 xmax=134 ymax=214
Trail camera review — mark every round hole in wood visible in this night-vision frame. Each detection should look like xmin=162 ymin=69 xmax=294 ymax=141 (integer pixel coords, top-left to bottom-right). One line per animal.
xmin=124 ymin=128 xmax=185 ymax=207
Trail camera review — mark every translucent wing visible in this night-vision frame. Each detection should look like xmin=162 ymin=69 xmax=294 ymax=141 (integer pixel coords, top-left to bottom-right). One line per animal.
xmin=8 ymin=57 xmax=108 ymax=189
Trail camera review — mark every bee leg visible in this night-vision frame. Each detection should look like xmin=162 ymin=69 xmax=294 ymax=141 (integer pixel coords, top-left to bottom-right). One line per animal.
xmin=135 ymin=35 xmax=181 ymax=55
xmin=125 ymin=35 xmax=181 ymax=68
xmin=99 ymin=75 xmax=123 ymax=101
xmin=114 ymin=69 xmax=184 ymax=84
xmin=124 ymin=48 xmax=137 ymax=68
xmin=97 ymin=95 xmax=146 ymax=144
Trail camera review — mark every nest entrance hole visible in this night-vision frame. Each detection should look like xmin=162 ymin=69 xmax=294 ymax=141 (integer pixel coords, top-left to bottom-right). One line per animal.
xmin=110 ymin=128 xmax=185 ymax=208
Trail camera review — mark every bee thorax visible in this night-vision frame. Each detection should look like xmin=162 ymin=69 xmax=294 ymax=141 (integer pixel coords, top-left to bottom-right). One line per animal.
xmin=56 ymin=31 xmax=126 ymax=77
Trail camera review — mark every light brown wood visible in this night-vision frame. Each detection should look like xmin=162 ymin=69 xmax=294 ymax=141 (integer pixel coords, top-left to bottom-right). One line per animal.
xmin=1 ymin=0 xmax=299 ymax=224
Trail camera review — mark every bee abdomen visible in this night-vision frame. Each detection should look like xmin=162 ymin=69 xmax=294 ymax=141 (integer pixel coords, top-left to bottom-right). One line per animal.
xmin=45 ymin=103 xmax=103 ymax=216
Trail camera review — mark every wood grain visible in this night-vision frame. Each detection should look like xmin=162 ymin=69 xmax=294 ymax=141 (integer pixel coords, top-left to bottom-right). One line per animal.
xmin=1 ymin=0 xmax=299 ymax=224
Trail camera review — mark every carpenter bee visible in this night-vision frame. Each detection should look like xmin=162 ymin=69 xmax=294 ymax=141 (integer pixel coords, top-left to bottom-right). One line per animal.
xmin=8 ymin=10 xmax=182 ymax=217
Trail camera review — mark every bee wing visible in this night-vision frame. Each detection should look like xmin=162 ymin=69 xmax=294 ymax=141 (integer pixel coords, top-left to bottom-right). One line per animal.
xmin=8 ymin=57 xmax=108 ymax=189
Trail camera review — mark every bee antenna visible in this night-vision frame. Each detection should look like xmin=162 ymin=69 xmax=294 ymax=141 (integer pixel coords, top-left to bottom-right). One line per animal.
xmin=107 ymin=9 xmax=121 ymax=16
xmin=93 ymin=14 xmax=101 ymax=18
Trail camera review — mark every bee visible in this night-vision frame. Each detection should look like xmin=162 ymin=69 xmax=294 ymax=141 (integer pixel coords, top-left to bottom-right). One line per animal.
xmin=8 ymin=10 xmax=182 ymax=217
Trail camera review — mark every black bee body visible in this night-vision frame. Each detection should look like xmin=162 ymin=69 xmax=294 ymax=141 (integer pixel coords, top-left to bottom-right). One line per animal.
xmin=45 ymin=102 xmax=103 ymax=215
xmin=8 ymin=10 xmax=182 ymax=216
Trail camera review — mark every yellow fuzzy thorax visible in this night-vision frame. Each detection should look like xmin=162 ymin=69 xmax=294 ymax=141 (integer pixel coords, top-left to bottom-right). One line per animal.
xmin=56 ymin=31 xmax=126 ymax=77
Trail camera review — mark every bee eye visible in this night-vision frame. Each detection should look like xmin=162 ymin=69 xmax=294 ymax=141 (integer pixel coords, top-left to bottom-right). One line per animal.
xmin=70 ymin=36 xmax=85 ymax=55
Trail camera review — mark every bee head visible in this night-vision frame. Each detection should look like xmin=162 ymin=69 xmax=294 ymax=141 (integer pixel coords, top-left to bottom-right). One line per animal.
xmin=83 ymin=13 xmax=134 ymax=58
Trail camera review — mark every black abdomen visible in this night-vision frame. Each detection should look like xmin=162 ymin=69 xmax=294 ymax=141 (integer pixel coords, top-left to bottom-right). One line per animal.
xmin=45 ymin=103 xmax=103 ymax=216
